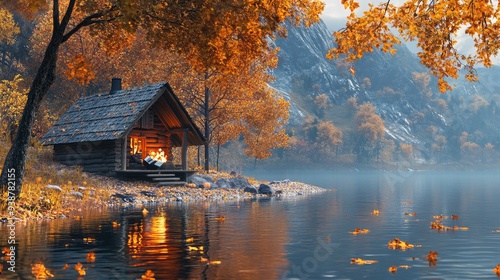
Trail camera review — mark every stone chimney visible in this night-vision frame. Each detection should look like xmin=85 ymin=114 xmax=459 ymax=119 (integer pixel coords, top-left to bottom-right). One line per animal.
xmin=110 ymin=77 xmax=122 ymax=94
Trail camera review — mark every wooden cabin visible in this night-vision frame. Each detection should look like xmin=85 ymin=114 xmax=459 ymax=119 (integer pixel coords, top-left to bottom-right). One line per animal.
xmin=41 ymin=79 xmax=205 ymax=184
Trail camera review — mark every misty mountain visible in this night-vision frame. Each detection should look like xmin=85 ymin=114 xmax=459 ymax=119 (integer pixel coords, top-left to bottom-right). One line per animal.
xmin=270 ymin=20 xmax=500 ymax=164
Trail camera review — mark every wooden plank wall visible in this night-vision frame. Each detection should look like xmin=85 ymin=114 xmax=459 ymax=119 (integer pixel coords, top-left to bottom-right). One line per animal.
xmin=128 ymin=115 xmax=172 ymax=157
xmin=53 ymin=140 xmax=118 ymax=173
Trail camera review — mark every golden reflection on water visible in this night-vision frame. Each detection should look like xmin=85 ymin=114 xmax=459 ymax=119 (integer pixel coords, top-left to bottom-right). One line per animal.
xmin=0 ymin=201 xmax=291 ymax=279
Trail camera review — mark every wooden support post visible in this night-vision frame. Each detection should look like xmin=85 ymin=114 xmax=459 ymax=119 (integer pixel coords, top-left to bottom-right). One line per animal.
xmin=165 ymin=134 xmax=172 ymax=161
xmin=182 ymin=128 xmax=189 ymax=170
xmin=121 ymin=136 xmax=127 ymax=170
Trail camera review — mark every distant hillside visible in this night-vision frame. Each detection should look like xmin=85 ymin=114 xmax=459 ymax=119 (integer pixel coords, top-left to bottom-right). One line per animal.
xmin=263 ymin=20 xmax=500 ymax=167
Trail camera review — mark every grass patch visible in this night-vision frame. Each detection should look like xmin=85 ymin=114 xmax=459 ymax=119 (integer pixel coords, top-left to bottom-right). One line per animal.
xmin=1 ymin=141 xmax=112 ymax=219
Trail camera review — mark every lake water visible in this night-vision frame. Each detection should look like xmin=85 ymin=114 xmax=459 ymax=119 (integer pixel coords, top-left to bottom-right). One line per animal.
xmin=1 ymin=169 xmax=500 ymax=279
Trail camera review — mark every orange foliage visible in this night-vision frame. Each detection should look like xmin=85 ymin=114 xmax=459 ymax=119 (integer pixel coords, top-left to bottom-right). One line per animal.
xmin=328 ymin=0 xmax=500 ymax=91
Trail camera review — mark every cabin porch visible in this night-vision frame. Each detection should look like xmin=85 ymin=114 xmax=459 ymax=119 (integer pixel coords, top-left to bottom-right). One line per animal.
xmin=116 ymin=169 xmax=196 ymax=186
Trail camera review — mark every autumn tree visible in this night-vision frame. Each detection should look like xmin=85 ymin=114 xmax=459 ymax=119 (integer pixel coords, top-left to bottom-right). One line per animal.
xmin=242 ymin=90 xmax=290 ymax=165
xmin=0 ymin=0 xmax=324 ymax=195
xmin=361 ymin=77 xmax=371 ymax=89
xmin=328 ymin=0 xmax=500 ymax=92
xmin=313 ymin=93 xmax=332 ymax=117
xmin=399 ymin=143 xmax=413 ymax=162
xmin=346 ymin=97 xmax=358 ymax=115
xmin=469 ymin=95 xmax=488 ymax=113
xmin=178 ymin=52 xmax=289 ymax=170
xmin=412 ymin=72 xmax=432 ymax=98
xmin=432 ymin=135 xmax=447 ymax=162
xmin=313 ymin=121 xmax=343 ymax=159
xmin=353 ymin=103 xmax=385 ymax=163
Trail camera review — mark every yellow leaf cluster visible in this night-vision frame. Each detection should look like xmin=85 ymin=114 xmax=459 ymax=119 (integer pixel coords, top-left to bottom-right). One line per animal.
xmin=0 ymin=8 xmax=20 ymax=45
xmin=0 ymin=75 xmax=28 ymax=128
xmin=64 ymin=54 xmax=95 ymax=86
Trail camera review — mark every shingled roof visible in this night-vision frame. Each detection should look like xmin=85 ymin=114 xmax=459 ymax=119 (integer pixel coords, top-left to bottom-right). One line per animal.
xmin=41 ymin=82 xmax=205 ymax=146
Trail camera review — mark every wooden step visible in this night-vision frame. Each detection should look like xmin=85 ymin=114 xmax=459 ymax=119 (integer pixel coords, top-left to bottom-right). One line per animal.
xmin=151 ymin=177 xmax=181 ymax=181
xmin=146 ymin=173 xmax=176 ymax=177
xmin=157 ymin=181 xmax=186 ymax=186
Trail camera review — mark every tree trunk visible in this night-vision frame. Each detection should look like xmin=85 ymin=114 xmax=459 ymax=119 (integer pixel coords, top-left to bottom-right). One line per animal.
xmin=204 ymin=73 xmax=210 ymax=172
xmin=0 ymin=35 xmax=60 ymax=197
xmin=216 ymin=143 xmax=220 ymax=172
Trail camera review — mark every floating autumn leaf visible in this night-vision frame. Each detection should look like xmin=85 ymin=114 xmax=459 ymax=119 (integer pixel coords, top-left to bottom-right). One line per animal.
xmin=86 ymin=251 xmax=96 ymax=262
xmin=451 ymin=214 xmax=459 ymax=220
xmin=350 ymin=258 xmax=378 ymax=265
xmin=142 ymin=208 xmax=149 ymax=215
xmin=32 ymin=262 xmax=54 ymax=279
xmin=426 ymin=251 xmax=438 ymax=267
xmin=63 ymin=264 xmax=69 ymax=270
xmin=74 ymin=262 xmax=86 ymax=276
xmin=493 ymin=264 xmax=500 ymax=276
xmin=142 ymin=269 xmax=155 ymax=280
xmin=215 ymin=216 xmax=226 ymax=221
xmin=349 ymin=228 xmax=370 ymax=235
xmin=430 ymin=221 xmax=469 ymax=232
xmin=112 ymin=221 xmax=121 ymax=228
xmin=186 ymin=237 xmax=194 ymax=243
xmin=209 ymin=260 xmax=222 ymax=265
xmin=433 ymin=214 xmax=444 ymax=220
xmin=388 ymin=238 xmax=414 ymax=250
xmin=399 ymin=265 xmax=411 ymax=269
xmin=388 ymin=265 xmax=397 ymax=273
xmin=200 ymin=257 xmax=208 ymax=263
xmin=404 ymin=212 xmax=417 ymax=217
xmin=371 ymin=209 xmax=380 ymax=216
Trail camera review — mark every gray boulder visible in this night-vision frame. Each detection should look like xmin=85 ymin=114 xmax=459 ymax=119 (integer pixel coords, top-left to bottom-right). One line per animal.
xmin=214 ymin=178 xmax=233 ymax=189
xmin=243 ymin=186 xmax=258 ymax=194
xmin=258 ymin=184 xmax=275 ymax=195
xmin=215 ymin=177 xmax=251 ymax=189
xmin=188 ymin=174 xmax=214 ymax=187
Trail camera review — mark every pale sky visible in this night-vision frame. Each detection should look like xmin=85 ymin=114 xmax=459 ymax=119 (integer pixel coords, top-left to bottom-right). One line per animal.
xmin=320 ymin=0 xmax=500 ymax=66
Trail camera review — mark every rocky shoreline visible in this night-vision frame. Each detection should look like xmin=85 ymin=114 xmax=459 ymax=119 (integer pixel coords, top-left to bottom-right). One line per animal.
xmin=1 ymin=171 xmax=328 ymax=222
xmin=109 ymin=173 xmax=327 ymax=205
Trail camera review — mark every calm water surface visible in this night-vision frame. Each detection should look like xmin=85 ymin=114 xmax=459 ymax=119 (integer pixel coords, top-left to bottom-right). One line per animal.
xmin=1 ymin=170 xmax=500 ymax=279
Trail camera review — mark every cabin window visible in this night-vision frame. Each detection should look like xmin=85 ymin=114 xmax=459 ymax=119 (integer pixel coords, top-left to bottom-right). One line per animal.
xmin=130 ymin=136 xmax=146 ymax=159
